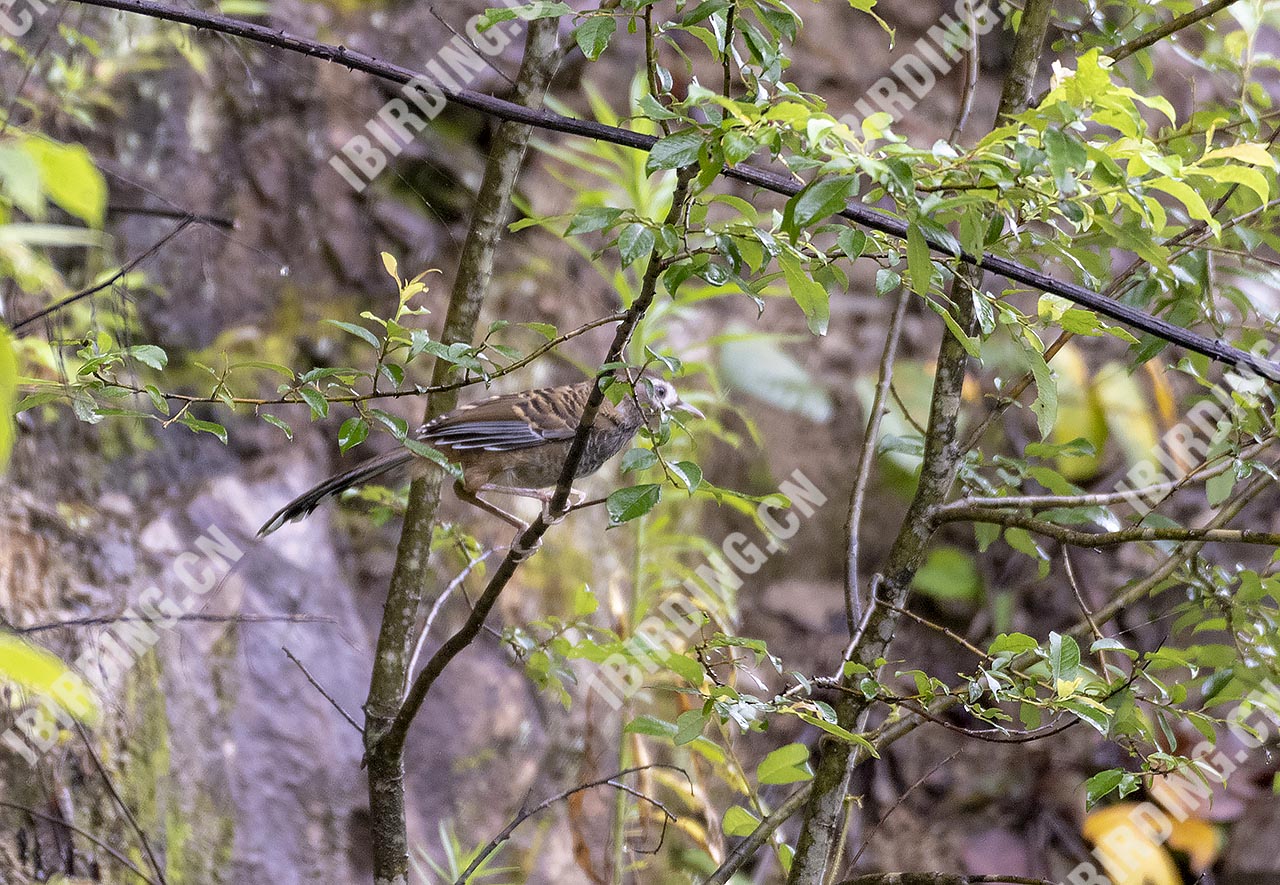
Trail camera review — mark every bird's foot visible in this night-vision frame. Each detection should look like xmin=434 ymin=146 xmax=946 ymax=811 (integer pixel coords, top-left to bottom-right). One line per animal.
xmin=540 ymin=488 xmax=584 ymax=525
xmin=508 ymin=533 xmax=542 ymax=563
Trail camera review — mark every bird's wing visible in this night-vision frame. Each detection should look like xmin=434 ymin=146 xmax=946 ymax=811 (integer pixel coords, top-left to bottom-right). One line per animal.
xmin=418 ymin=383 xmax=593 ymax=451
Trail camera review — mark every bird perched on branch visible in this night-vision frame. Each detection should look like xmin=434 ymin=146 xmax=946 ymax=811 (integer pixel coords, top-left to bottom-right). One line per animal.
xmin=257 ymin=373 xmax=703 ymax=536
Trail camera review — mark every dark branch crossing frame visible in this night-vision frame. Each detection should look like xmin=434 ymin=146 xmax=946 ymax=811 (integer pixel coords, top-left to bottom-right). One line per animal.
xmin=51 ymin=0 xmax=1280 ymax=383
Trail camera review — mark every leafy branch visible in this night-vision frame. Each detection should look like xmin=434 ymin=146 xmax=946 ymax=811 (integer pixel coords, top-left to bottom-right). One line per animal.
xmin=52 ymin=0 xmax=1280 ymax=381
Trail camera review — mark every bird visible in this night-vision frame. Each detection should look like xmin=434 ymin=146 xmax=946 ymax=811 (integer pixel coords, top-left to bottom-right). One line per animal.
xmin=257 ymin=373 xmax=703 ymax=537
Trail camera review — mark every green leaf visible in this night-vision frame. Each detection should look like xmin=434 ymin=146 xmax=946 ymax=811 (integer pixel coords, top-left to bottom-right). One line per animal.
xmin=989 ymin=632 xmax=1039 ymax=655
xmin=575 ymin=15 xmax=616 ymax=60
xmin=0 ymin=143 xmax=44 ymax=218
xmin=674 ymin=709 xmax=706 ymax=745
xmin=0 ymin=634 xmax=99 ymax=723
xmin=181 ymin=415 xmax=228 ymax=445
xmin=617 ymin=223 xmax=656 ymax=266
xmin=607 ymin=484 xmax=661 ymax=524
xmin=723 ymin=805 xmax=761 ymax=837
xmin=566 ymin=206 xmax=624 ymax=235
xmin=1004 ymin=526 xmax=1047 ymax=575
xmin=370 ymin=409 xmax=409 ymax=440
xmin=299 ymin=387 xmax=328 ymax=419
xmin=572 ymin=585 xmax=598 ymax=616
xmin=325 ymin=319 xmax=382 ymax=350
xmin=1084 ymin=768 xmax=1138 ymax=806
xmin=233 ymin=360 xmax=296 ymax=379
xmin=1206 ymin=468 xmax=1235 ymax=507
xmin=906 ymin=221 xmax=933 ymax=296
xmin=380 ymin=251 xmax=399 ymax=282
xmin=620 ymin=448 xmax=657 ymax=473
xmin=125 ymin=344 xmax=168 ymax=370
xmin=1059 ymin=697 xmax=1112 ymax=735
xmin=1049 ymin=632 xmax=1081 ymax=682
xmin=912 ymin=546 xmax=982 ymax=603
xmin=1024 ymin=346 xmax=1057 ymax=440
xmin=671 ymin=460 xmax=702 ymax=493
xmin=475 ymin=1 xmax=571 ymax=31
xmin=646 ymin=128 xmax=704 ymax=174
xmin=522 ymin=322 xmax=558 ymax=340
xmin=21 ymin=137 xmax=107 ymax=227
xmin=837 ymin=228 xmax=867 ymax=261
xmin=623 ymin=714 xmax=677 ymax=738
xmin=403 ymin=438 xmax=464 ymax=480
xmin=15 ymin=390 xmax=62 ymax=413
xmin=757 ymin=743 xmax=813 ymax=785
xmin=338 ymin=417 xmax=369 ymax=452
xmin=786 ymin=175 xmax=855 ymax=236
xmin=262 ymin=414 xmax=293 ymax=439
xmin=778 ymin=252 xmax=829 ymax=336
xmin=793 ymin=711 xmax=879 ymax=756
xmin=722 ymin=130 xmax=758 ymax=166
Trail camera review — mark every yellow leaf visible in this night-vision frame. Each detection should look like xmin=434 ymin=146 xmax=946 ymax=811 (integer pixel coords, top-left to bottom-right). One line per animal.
xmin=1166 ymin=816 xmax=1223 ymax=873
xmin=0 ymin=634 xmax=99 ymax=723
xmin=1200 ymin=142 xmax=1277 ymax=168
xmin=1082 ymin=803 xmax=1182 ymax=885
xmin=1048 ymin=344 xmax=1108 ymax=481
xmin=1143 ymin=362 xmax=1178 ymax=431
xmin=380 ymin=252 xmax=399 ymax=283
xmin=1094 ymin=362 xmax=1160 ymax=467
xmin=1056 ymin=677 xmax=1084 ymax=699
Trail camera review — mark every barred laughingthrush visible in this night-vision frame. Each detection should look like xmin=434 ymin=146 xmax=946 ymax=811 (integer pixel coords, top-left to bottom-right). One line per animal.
xmin=257 ymin=373 xmax=703 ymax=536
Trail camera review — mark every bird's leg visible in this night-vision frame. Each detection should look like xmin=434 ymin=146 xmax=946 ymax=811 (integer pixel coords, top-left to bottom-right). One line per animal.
xmin=454 ymin=479 xmax=529 ymax=531
xmin=475 ymin=484 xmax=585 ymax=525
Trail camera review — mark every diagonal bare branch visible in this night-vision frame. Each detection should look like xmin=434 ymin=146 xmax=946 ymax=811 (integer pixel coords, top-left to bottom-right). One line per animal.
xmin=51 ymin=0 xmax=1280 ymax=382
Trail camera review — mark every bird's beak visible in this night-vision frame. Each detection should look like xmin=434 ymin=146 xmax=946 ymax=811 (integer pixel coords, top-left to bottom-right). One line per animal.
xmin=673 ymin=399 xmax=705 ymax=420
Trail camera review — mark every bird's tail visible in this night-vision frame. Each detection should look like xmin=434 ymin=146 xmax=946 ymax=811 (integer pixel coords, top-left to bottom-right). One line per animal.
xmin=257 ymin=449 xmax=415 ymax=536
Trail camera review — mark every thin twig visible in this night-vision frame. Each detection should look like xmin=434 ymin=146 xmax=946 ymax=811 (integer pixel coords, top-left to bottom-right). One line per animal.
xmin=1110 ymin=0 xmax=1243 ymax=62
xmin=106 ymin=204 xmax=235 ymax=229
xmin=722 ymin=2 xmax=735 ymax=98
xmin=886 ymin=696 xmax=1080 ymax=745
xmin=1084 ymin=470 xmax=1274 ymax=632
xmin=426 ymin=4 xmax=516 ymax=86
xmin=73 ymin=721 xmax=168 ymax=885
xmin=847 ymin=750 xmax=962 ymax=867
xmin=452 ymin=764 xmax=686 ymax=885
xmin=1063 ymin=550 xmax=1109 ymax=672
xmin=846 ymin=287 xmax=911 ymax=633
xmin=702 ymin=782 xmax=815 ymax=885
xmin=11 ymin=218 xmax=195 ymax=333
xmin=933 ymin=505 xmax=1280 ymax=547
xmin=405 ymin=550 xmax=490 ymax=678
xmin=78 ymin=312 xmax=625 ymax=407
xmin=48 ymin=0 xmax=1280 ymax=381
xmin=949 ymin=0 xmax=980 ymax=141
xmin=0 ymin=801 xmax=158 ymax=885
xmin=284 ymin=646 xmax=363 ymax=733
xmin=879 ymin=602 xmax=989 ymax=660
xmin=18 ymin=612 xmax=335 ymax=634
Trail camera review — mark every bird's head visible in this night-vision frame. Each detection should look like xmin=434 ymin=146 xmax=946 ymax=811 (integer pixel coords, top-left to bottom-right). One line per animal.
xmin=628 ymin=374 xmax=705 ymax=422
